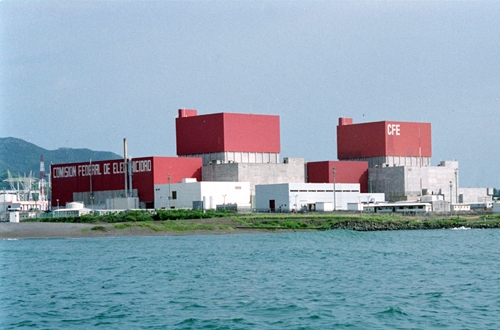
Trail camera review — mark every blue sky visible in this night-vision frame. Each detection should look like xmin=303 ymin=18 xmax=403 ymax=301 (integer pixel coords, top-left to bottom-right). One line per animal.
xmin=1 ymin=1 xmax=499 ymax=188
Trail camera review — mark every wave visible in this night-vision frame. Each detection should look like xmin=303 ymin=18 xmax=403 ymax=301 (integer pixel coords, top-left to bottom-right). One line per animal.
xmin=451 ymin=226 xmax=472 ymax=230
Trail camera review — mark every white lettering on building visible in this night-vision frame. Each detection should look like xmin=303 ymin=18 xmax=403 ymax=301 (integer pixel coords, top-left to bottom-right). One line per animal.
xmin=132 ymin=160 xmax=152 ymax=173
xmin=53 ymin=166 xmax=77 ymax=178
xmin=53 ymin=159 xmax=152 ymax=179
xmin=112 ymin=162 xmax=125 ymax=174
xmin=77 ymin=164 xmax=102 ymax=176
xmin=104 ymin=163 xmax=110 ymax=175
xmin=387 ymin=124 xmax=400 ymax=136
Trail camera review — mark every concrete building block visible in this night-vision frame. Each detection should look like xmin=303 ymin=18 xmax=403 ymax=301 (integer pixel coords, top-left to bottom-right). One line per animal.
xmin=369 ymin=161 xmax=460 ymax=202
xmin=202 ymin=159 xmax=306 ymax=191
xmin=458 ymin=188 xmax=493 ymax=204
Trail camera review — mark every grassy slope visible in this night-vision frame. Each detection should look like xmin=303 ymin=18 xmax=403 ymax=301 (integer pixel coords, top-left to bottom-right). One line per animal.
xmin=26 ymin=211 xmax=500 ymax=233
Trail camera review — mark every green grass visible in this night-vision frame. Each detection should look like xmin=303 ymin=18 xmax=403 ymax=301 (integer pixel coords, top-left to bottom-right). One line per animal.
xmin=25 ymin=209 xmax=236 ymax=223
xmin=112 ymin=220 xmax=235 ymax=232
xmin=114 ymin=223 xmax=133 ymax=230
xmin=233 ymin=216 xmax=326 ymax=230
xmin=24 ymin=209 xmax=500 ymax=232
xmin=90 ymin=225 xmax=107 ymax=231
xmin=232 ymin=213 xmax=500 ymax=231
xmin=481 ymin=214 xmax=500 ymax=220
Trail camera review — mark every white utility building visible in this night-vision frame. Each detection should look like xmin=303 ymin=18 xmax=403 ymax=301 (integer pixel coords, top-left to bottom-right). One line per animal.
xmin=52 ymin=202 xmax=92 ymax=217
xmin=255 ymin=183 xmax=385 ymax=212
xmin=154 ymin=178 xmax=251 ymax=211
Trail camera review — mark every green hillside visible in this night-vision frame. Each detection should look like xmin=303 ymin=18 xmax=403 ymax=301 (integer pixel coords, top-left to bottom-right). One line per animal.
xmin=0 ymin=137 xmax=121 ymax=189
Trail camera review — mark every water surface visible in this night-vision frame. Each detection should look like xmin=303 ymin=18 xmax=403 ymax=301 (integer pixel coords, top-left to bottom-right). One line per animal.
xmin=2 ymin=229 xmax=500 ymax=329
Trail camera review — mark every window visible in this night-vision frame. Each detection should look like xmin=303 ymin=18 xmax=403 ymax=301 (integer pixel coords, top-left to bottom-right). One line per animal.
xmin=172 ymin=191 xmax=177 ymax=200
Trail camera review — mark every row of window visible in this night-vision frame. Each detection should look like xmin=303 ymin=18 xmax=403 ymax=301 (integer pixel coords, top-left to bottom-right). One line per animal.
xmin=376 ymin=205 xmax=426 ymax=210
xmin=289 ymin=189 xmax=359 ymax=193
xmin=157 ymin=186 xmax=242 ymax=201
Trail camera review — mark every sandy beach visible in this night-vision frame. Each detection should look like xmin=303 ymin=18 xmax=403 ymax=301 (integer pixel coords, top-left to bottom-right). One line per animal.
xmin=0 ymin=221 xmax=248 ymax=239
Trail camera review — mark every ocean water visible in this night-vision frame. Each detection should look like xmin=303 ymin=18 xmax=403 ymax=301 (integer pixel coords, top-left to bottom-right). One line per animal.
xmin=2 ymin=229 xmax=500 ymax=329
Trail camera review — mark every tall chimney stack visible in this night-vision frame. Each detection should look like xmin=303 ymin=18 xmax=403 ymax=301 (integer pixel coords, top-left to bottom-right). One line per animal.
xmin=124 ymin=138 xmax=128 ymax=197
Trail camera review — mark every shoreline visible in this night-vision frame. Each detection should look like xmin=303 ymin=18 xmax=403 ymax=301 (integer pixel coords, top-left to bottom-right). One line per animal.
xmin=0 ymin=221 xmax=277 ymax=240
xmin=2 ymin=216 xmax=500 ymax=239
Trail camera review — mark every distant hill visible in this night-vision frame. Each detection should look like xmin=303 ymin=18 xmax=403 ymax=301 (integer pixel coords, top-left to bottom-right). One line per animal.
xmin=0 ymin=137 xmax=121 ymax=189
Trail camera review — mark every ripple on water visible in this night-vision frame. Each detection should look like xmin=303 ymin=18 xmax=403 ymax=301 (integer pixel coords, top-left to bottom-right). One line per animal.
xmin=1 ymin=230 xmax=500 ymax=329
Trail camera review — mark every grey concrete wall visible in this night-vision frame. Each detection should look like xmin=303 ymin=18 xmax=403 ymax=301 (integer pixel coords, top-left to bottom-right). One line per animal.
xmin=430 ymin=200 xmax=448 ymax=213
xmin=202 ymin=163 xmax=240 ymax=182
xmin=202 ymin=158 xmax=306 ymax=191
xmin=422 ymin=164 xmax=457 ymax=202
xmin=458 ymin=188 xmax=493 ymax=204
xmin=73 ymin=189 xmax=138 ymax=208
xmin=404 ymin=166 xmax=425 ymax=196
xmin=369 ymin=160 xmax=459 ymax=202
xmin=369 ymin=166 xmax=405 ymax=201
xmin=237 ymin=160 xmax=305 ymax=191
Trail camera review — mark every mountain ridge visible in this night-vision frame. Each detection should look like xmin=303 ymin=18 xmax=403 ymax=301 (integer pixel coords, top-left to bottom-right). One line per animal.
xmin=0 ymin=137 xmax=121 ymax=189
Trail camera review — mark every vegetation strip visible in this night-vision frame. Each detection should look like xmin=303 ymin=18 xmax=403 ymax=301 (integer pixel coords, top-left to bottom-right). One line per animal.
xmin=26 ymin=209 xmax=234 ymax=224
xmin=112 ymin=221 xmax=233 ymax=232
xmin=22 ymin=210 xmax=500 ymax=232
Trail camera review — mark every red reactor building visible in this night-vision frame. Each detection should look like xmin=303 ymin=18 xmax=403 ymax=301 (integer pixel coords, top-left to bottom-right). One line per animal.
xmin=307 ymin=161 xmax=369 ymax=193
xmin=51 ymin=156 xmax=202 ymax=209
xmin=337 ymin=117 xmax=432 ymax=166
xmin=175 ymin=109 xmax=280 ymax=162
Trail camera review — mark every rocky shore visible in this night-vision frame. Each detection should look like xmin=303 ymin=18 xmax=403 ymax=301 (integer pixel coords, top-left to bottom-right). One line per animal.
xmin=328 ymin=219 xmax=500 ymax=231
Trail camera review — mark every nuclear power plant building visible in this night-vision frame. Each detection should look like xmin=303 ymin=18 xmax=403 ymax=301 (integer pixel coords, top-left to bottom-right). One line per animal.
xmin=48 ymin=109 xmax=492 ymax=213
xmin=336 ymin=117 xmax=491 ymax=204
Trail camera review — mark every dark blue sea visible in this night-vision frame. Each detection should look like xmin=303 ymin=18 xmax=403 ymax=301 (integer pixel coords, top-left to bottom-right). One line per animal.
xmin=2 ymin=229 xmax=500 ymax=329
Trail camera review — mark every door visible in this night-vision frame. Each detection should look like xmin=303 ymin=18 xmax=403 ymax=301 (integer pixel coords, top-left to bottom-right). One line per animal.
xmin=269 ymin=200 xmax=275 ymax=212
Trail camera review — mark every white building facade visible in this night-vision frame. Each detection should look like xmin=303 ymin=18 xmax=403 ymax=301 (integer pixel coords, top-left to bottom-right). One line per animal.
xmin=153 ymin=178 xmax=251 ymax=211
xmin=255 ymin=183 xmax=385 ymax=212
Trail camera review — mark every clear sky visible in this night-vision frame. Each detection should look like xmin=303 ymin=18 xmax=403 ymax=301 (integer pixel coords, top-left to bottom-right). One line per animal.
xmin=1 ymin=1 xmax=499 ymax=188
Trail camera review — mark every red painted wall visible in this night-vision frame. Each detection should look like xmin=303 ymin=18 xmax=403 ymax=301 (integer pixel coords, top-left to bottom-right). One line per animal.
xmin=337 ymin=119 xmax=432 ymax=159
xmin=176 ymin=110 xmax=280 ymax=155
xmin=51 ymin=157 xmax=202 ymax=207
xmin=307 ymin=160 xmax=369 ymax=193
